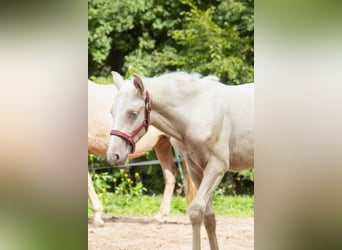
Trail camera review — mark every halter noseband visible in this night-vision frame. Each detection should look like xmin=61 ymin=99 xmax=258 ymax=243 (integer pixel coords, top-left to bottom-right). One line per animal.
xmin=109 ymin=91 xmax=151 ymax=153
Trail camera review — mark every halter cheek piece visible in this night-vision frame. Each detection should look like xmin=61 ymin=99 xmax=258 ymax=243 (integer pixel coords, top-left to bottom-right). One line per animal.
xmin=109 ymin=91 xmax=151 ymax=153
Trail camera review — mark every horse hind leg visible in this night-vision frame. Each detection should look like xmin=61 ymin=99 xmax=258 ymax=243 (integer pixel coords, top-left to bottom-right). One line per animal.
xmin=88 ymin=171 xmax=104 ymax=227
xmin=153 ymin=135 xmax=177 ymax=222
xmin=184 ymin=161 xmax=203 ymax=250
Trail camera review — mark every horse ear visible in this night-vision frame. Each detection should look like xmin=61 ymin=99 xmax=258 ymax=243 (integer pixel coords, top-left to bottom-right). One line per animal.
xmin=133 ymin=74 xmax=144 ymax=96
xmin=111 ymin=71 xmax=124 ymax=89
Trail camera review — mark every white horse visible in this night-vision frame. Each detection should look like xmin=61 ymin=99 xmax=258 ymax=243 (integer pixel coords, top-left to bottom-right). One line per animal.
xmin=88 ymin=80 xmax=195 ymax=226
xmin=106 ymin=72 xmax=254 ymax=250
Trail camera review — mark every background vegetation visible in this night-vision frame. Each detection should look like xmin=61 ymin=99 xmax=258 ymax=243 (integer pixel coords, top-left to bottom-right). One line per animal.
xmin=88 ymin=0 xmax=253 ymax=84
xmin=88 ymin=0 xmax=254 ymax=208
xmin=89 ymin=154 xmax=254 ymax=217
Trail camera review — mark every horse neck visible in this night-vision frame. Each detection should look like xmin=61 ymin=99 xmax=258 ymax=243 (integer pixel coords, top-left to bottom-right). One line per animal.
xmin=144 ymin=78 xmax=192 ymax=141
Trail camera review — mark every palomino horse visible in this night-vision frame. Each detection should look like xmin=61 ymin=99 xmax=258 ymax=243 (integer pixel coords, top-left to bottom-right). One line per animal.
xmin=107 ymin=72 xmax=254 ymax=250
xmin=88 ymin=80 xmax=195 ymax=226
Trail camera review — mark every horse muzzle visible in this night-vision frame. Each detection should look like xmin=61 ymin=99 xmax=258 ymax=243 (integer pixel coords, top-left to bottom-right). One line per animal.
xmin=106 ymin=136 xmax=131 ymax=166
xmin=106 ymin=150 xmax=128 ymax=166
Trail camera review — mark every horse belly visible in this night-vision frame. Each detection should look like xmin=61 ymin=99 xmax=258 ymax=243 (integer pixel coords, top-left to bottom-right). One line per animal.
xmin=229 ymin=152 xmax=253 ymax=172
xmin=229 ymin=134 xmax=254 ymax=171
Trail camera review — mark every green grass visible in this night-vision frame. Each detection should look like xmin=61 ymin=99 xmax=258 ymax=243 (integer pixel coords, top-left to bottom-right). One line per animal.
xmin=88 ymin=194 xmax=254 ymax=217
xmin=212 ymin=195 xmax=254 ymax=216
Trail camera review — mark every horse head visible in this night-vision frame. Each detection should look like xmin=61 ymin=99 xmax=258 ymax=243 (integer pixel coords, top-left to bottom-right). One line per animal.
xmin=106 ymin=72 xmax=151 ymax=165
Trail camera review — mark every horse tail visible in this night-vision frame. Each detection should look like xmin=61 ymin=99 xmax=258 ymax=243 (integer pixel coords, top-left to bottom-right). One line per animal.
xmin=182 ymin=159 xmax=197 ymax=205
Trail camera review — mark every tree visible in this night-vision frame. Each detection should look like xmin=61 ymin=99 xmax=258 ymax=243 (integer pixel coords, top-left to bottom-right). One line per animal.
xmin=88 ymin=0 xmax=254 ymax=84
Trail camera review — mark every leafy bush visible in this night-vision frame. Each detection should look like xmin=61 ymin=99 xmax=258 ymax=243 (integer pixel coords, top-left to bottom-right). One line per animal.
xmin=113 ymin=168 xmax=147 ymax=196
xmin=91 ymin=171 xmax=113 ymax=194
xmin=89 ymin=153 xmax=147 ymax=203
xmin=215 ymin=169 xmax=254 ymax=196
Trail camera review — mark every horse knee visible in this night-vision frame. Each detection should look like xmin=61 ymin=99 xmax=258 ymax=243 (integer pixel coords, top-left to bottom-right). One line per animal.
xmin=163 ymin=168 xmax=177 ymax=184
xmin=188 ymin=203 xmax=205 ymax=225
xmin=204 ymin=213 xmax=216 ymax=232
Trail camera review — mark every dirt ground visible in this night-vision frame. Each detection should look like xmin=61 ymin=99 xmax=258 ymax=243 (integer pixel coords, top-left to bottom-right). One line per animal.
xmin=88 ymin=215 xmax=254 ymax=250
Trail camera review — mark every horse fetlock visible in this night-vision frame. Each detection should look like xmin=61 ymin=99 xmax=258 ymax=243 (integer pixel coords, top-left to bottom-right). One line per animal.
xmin=204 ymin=213 xmax=216 ymax=232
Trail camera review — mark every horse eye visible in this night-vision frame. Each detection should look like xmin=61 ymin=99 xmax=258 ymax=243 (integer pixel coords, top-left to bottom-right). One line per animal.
xmin=128 ymin=111 xmax=138 ymax=120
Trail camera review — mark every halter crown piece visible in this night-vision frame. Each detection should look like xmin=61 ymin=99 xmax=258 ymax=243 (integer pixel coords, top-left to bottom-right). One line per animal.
xmin=109 ymin=91 xmax=151 ymax=153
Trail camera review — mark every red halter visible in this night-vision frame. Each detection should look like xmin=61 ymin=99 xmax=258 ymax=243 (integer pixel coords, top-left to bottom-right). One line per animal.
xmin=109 ymin=91 xmax=151 ymax=153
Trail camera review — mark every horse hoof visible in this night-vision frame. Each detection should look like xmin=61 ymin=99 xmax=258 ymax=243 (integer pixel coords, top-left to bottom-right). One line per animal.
xmin=153 ymin=213 xmax=167 ymax=223
xmin=92 ymin=218 xmax=105 ymax=227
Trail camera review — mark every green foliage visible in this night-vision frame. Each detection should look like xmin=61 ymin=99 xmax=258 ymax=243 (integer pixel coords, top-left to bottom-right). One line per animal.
xmin=89 ymin=153 xmax=114 ymax=203
xmin=166 ymin=0 xmax=253 ymax=84
xmin=91 ymin=171 xmax=113 ymax=194
xmin=237 ymin=169 xmax=254 ymax=182
xmin=212 ymin=169 xmax=254 ymax=196
xmin=88 ymin=0 xmax=254 ymax=84
xmin=127 ymin=150 xmax=168 ymax=194
xmin=89 ymin=153 xmax=148 ymax=205
xmin=88 ymin=0 xmax=147 ymax=76
xmin=113 ymin=168 xmax=147 ymax=196
xmin=216 ymin=169 xmax=254 ymax=196
xmin=88 ymin=0 xmax=115 ymax=76
xmin=88 ymin=152 xmax=108 ymax=168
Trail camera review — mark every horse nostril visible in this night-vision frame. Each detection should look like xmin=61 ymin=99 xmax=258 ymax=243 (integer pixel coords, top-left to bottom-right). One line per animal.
xmin=114 ymin=154 xmax=120 ymax=161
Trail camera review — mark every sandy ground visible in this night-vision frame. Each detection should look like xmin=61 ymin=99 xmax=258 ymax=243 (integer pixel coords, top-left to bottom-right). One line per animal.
xmin=88 ymin=216 xmax=254 ymax=250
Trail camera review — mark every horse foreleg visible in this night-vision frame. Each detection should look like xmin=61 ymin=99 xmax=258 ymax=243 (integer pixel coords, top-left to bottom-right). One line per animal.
xmin=88 ymin=171 xmax=104 ymax=226
xmin=188 ymin=160 xmax=224 ymax=250
xmin=204 ymin=198 xmax=218 ymax=250
xmin=153 ymin=135 xmax=177 ymax=222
